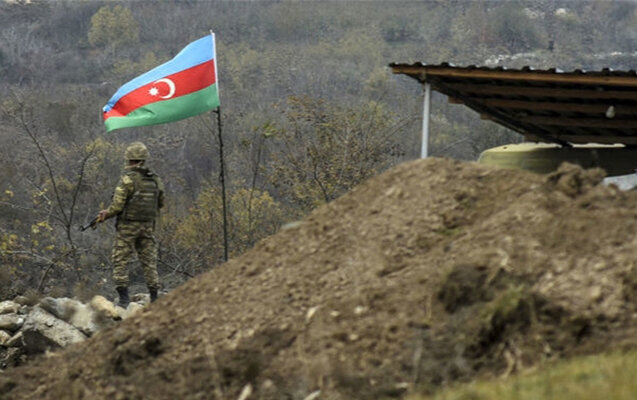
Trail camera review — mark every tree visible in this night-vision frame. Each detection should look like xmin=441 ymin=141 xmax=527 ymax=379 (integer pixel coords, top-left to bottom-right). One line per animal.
xmin=109 ymin=51 xmax=165 ymax=81
xmin=88 ymin=5 xmax=139 ymax=49
xmin=0 ymin=92 xmax=99 ymax=295
xmin=165 ymin=186 xmax=284 ymax=274
xmin=267 ymin=96 xmax=407 ymax=213
xmin=491 ymin=3 xmax=543 ymax=52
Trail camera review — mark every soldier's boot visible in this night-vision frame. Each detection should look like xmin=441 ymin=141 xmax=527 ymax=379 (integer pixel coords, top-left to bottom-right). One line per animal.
xmin=116 ymin=287 xmax=130 ymax=308
xmin=149 ymin=287 xmax=158 ymax=303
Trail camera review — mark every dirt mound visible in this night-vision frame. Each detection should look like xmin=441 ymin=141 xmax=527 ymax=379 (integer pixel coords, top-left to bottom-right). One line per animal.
xmin=3 ymin=158 xmax=637 ymax=399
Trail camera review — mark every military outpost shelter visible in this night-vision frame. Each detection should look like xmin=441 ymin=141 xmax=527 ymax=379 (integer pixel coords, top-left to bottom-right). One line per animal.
xmin=389 ymin=63 xmax=637 ymax=176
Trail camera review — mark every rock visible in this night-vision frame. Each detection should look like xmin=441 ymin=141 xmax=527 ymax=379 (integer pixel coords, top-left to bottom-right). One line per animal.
xmin=39 ymin=296 xmax=124 ymax=335
xmin=89 ymin=296 xmax=121 ymax=320
xmin=306 ymin=306 xmax=319 ymax=324
xmin=121 ymin=302 xmax=144 ymax=319
xmin=6 ymin=332 xmax=24 ymax=348
xmin=131 ymin=293 xmax=150 ymax=304
xmin=261 ymin=379 xmax=275 ymax=391
xmin=21 ymin=307 xmax=87 ymax=354
xmin=0 ymin=330 xmax=11 ymax=346
xmin=12 ymin=296 xmax=30 ymax=306
xmin=114 ymin=305 xmax=126 ymax=318
xmin=0 ymin=301 xmax=20 ymax=315
xmin=237 ymin=384 xmax=253 ymax=400
xmin=589 ymin=286 xmax=603 ymax=302
xmin=38 ymin=297 xmax=101 ymax=336
xmin=303 ymin=391 xmax=321 ymax=400
xmin=38 ymin=297 xmax=69 ymax=320
xmin=0 ymin=314 xmax=24 ymax=332
xmin=68 ymin=303 xmax=100 ymax=336
xmin=38 ymin=297 xmax=81 ymax=321
xmin=281 ymin=220 xmax=304 ymax=230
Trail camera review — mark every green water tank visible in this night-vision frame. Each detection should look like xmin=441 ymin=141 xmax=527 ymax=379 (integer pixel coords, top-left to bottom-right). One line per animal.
xmin=478 ymin=143 xmax=637 ymax=177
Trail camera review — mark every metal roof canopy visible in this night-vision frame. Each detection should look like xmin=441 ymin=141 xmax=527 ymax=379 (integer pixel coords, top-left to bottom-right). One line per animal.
xmin=390 ymin=62 xmax=637 ymax=147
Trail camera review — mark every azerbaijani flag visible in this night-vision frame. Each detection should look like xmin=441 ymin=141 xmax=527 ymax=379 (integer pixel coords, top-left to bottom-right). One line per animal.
xmin=102 ymin=34 xmax=219 ymax=132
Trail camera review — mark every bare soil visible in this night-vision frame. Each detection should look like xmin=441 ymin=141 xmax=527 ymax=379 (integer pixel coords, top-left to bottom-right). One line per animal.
xmin=2 ymin=158 xmax=637 ymax=400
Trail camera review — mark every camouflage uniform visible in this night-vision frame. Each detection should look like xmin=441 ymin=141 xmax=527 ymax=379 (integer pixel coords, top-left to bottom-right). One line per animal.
xmin=104 ymin=150 xmax=165 ymax=294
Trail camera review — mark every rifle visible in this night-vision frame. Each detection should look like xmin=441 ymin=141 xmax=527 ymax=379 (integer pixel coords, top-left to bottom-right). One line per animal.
xmin=79 ymin=216 xmax=100 ymax=232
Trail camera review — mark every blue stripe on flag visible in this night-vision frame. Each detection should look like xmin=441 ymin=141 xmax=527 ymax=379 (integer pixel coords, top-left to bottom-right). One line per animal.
xmin=103 ymin=35 xmax=214 ymax=113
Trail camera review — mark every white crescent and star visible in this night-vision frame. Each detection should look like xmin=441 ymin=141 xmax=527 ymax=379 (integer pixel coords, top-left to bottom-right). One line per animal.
xmin=148 ymin=78 xmax=176 ymax=99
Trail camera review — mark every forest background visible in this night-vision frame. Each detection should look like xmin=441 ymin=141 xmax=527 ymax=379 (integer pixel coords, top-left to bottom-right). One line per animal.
xmin=1 ymin=0 xmax=636 ymax=300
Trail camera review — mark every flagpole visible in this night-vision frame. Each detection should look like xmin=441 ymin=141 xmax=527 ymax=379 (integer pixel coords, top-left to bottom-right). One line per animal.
xmin=210 ymin=30 xmax=229 ymax=262
xmin=215 ymin=108 xmax=229 ymax=262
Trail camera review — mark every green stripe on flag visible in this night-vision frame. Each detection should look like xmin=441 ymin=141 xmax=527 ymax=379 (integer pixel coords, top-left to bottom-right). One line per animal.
xmin=105 ymin=84 xmax=219 ymax=132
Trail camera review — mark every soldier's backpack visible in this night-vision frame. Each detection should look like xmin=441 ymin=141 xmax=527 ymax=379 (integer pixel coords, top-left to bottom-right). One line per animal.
xmin=121 ymin=170 xmax=161 ymax=222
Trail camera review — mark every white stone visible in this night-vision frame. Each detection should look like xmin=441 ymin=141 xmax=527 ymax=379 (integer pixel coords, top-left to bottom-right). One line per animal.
xmin=66 ymin=302 xmax=100 ymax=336
xmin=39 ymin=297 xmax=74 ymax=320
xmin=303 ymin=391 xmax=321 ymax=400
xmin=131 ymin=293 xmax=150 ymax=304
xmin=261 ymin=380 xmax=275 ymax=390
xmin=39 ymin=296 xmax=105 ymax=335
xmin=0 ymin=330 xmax=11 ymax=345
xmin=89 ymin=295 xmax=121 ymax=320
xmin=122 ymin=302 xmax=144 ymax=319
xmin=6 ymin=331 xmax=23 ymax=347
xmin=354 ymin=306 xmax=366 ymax=315
xmin=12 ymin=296 xmax=30 ymax=306
xmin=0 ymin=301 xmax=20 ymax=315
xmin=21 ymin=307 xmax=87 ymax=353
xmin=589 ymin=286 xmax=603 ymax=302
xmin=237 ymin=384 xmax=252 ymax=400
xmin=305 ymin=306 xmax=319 ymax=323
xmin=0 ymin=314 xmax=24 ymax=332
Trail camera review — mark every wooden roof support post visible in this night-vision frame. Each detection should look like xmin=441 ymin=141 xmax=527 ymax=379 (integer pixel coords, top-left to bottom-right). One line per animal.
xmin=422 ymin=82 xmax=431 ymax=158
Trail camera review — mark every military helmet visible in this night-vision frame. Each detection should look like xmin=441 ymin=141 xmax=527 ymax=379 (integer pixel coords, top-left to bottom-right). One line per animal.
xmin=125 ymin=142 xmax=149 ymax=161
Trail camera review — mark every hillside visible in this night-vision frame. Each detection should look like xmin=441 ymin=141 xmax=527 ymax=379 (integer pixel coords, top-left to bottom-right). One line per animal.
xmin=2 ymin=158 xmax=637 ymax=400
xmin=4 ymin=0 xmax=637 ymax=307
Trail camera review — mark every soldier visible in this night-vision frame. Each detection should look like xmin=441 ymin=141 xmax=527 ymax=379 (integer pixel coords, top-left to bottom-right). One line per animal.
xmin=97 ymin=142 xmax=165 ymax=307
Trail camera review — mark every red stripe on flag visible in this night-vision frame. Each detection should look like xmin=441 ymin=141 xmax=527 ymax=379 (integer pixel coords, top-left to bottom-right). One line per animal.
xmin=104 ymin=60 xmax=216 ymax=120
